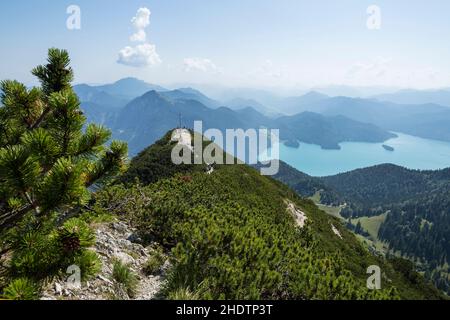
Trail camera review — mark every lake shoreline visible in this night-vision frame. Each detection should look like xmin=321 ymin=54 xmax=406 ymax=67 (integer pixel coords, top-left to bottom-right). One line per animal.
xmin=259 ymin=132 xmax=450 ymax=177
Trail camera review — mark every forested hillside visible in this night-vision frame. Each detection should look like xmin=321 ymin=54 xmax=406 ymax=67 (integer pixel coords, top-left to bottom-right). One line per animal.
xmin=270 ymin=162 xmax=450 ymax=295
xmin=112 ymin=133 xmax=443 ymax=299
xmin=323 ymin=165 xmax=450 ymax=293
xmin=253 ymin=161 xmax=341 ymax=205
xmin=321 ymin=164 xmax=449 ymax=214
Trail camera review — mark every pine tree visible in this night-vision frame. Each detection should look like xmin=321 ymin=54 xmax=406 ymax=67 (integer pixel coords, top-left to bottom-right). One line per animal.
xmin=0 ymin=48 xmax=128 ymax=229
xmin=355 ymin=221 xmax=362 ymax=234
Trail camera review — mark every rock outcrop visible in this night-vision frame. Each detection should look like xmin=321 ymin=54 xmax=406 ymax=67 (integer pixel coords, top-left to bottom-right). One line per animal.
xmin=41 ymin=221 xmax=167 ymax=300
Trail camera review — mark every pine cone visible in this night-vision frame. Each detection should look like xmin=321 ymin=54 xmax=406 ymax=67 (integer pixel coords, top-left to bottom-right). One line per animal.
xmin=60 ymin=233 xmax=81 ymax=253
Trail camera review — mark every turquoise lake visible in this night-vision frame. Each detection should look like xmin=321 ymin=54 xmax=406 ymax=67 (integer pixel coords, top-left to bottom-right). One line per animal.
xmin=260 ymin=132 xmax=450 ymax=177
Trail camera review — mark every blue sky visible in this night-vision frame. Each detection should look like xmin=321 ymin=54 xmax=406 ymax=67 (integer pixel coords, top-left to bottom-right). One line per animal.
xmin=1 ymin=0 xmax=449 ymax=90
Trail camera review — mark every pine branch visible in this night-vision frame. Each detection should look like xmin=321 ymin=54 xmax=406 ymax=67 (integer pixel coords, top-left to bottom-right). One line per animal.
xmin=29 ymin=106 xmax=51 ymax=129
xmin=23 ymin=191 xmax=40 ymax=215
xmin=0 ymin=245 xmax=12 ymax=257
xmin=0 ymin=204 xmax=34 ymax=229
xmin=85 ymin=141 xmax=128 ymax=187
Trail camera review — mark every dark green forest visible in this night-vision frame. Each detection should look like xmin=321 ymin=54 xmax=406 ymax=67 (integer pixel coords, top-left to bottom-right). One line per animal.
xmin=270 ymin=161 xmax=450 ymax=295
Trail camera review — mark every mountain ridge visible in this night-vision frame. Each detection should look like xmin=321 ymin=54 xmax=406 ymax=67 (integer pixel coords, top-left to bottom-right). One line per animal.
xmin=108 ymin=90 xmax=395 ymax=155
xmin=372 ymin=89 xmax=450 ymax=107
xmin=114 ymin=131 xmax=445 ymax=299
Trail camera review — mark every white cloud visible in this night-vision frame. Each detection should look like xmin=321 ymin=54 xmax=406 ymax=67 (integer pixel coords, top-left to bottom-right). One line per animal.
xmin=346 ymin=57 xmax=392 ymax=79
xmin=118 ymin=44 xmax=161 ymax=68
xmin=130 ymin=29 xmax=147 ymax=42
xmin=130 ymin=8 xmax=151 ymax=42
xmin=183 ymin=58 xmax=220 ymax=73
xmin=259 ymin=59 xmax=282 ymax=78
xmin=117 ymin=7 xmax=160 ymax=68
xmin=132 ymin=8 xmax=151 ymax=29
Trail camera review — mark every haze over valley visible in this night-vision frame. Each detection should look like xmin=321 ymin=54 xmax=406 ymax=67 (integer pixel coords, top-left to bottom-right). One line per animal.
xmin=73 ymin=77 xmax=450 ymax=175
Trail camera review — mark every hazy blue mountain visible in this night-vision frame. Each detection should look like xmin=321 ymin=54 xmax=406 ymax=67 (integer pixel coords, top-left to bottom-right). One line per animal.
xmin=224 ymin=97 xmax=277 ymax=116
xmin=390 ymin=109 xmax=450 ymax=142
xmin=235 ymin=107 xmax=273 ymax=125
xmin=212 ymin=87 xmax=284 ymax=109
xmin=74 ymin=78 xmax=169 ymax=125
xmin=159 ymin=88 xmax=221 ymax=109
xmin=111 ymin=91 xmax=395 ymax=155
xmin=275 ymin=112 xmax=396 ymax=150
xmin=80 ymin=101 xmax=117 ymax=126
xmin=312 ymin=85 xmax=400 ymax=98
xmin=296 ymin=96 xmax=450 ymax=143
xmin=70 ymin=82 xmax=400 ymax=155
xmin=95 ymin=77 xmax=167 ymax=100
xmin=73 ymin=84 xmax=129 ymax=108
xmin=112 ymin=91 xmax=249 ymax=155
xmin=373 ymin=89 xmax=450 ymax=107
xmin=277 ymin=91 xmax=329 ymax=115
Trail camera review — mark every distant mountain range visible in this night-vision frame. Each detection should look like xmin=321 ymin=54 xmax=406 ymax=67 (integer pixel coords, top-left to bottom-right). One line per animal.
xmin=223 ymin=98 xmax=279 ymax=116
xmin=274 ymin=91 xmax=329 ymax=115
xmin=73 ymin=84 xmax=128 ymax=109
xmin=73 ymin=77 xmax=167 ymax=109
xmin=112 ymin=90 xmax=251 ymax=155
xmin=73 ymin=78 xmax=168 ymax=126
xmin=274 ymin=112 xmax=396 ymax=149
xmin=92 ymin=77 xmax=167 ymax=100
xmin=106 ymin=90 xmax=394 ymax=155
xmin=373 ymin=89 xmax=450 ymax=108
xmin=73 ymin=78 xmax=450 ymax=155
xmin=311 ymin=85 xmax=402 ymax=98
xmin=289 ymin=96 xmax=450 ymax=143
xmin=159 ymin=87 xmax=222 ymax=109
